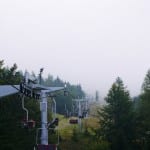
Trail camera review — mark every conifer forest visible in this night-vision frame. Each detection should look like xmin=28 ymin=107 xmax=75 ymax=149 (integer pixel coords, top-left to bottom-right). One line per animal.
xmin=0 ymin=60 xmax=150 ymax=150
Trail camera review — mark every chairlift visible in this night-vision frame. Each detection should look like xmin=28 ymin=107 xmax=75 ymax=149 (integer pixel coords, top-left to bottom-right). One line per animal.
xmin=21 ymin=119 xmax=35 ymax=129
xmin=79 ymin=115 xmax=84 ymax=119
xmin=69 ymin=118 xmax=78 ymax=124
xmin=21 ymin=95 xmax=36 ymax=129
xmin=27 ymin=119 xmax=36 ymax=128
xmin=48 ymin=118 xmax=59 ymax=128
xmin=48 ymin=98 xmax=59 ymax=127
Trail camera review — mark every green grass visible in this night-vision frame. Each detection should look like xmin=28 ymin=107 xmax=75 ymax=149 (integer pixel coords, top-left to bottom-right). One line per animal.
xmin=57 ymin=115 xmax=99 ymax=138
xmin=47 ymin=114 xmax=110 ymax=150
xmin=58 ymin=116 xmax=78 ymax=140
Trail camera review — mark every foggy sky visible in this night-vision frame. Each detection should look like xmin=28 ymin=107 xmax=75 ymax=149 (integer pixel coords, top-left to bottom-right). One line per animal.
xmin=0 ymin=0 xmax=150 ymax=97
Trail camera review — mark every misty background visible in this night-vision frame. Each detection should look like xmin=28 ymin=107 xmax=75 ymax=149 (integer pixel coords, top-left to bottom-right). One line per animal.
xmin=0 ymin=0 xmax=150 ymax=98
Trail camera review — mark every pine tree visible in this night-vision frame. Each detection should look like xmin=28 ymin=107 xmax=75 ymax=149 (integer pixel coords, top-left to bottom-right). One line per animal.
xmin=137 ymin=69 xmax=150 ymax=149
xmin=0 ymin=61 xmax=40 ymax=150
xmin=98 ymin=77 xmax=134 ymax=150
xmin=142 ymin=69 xmax=150 ymax=92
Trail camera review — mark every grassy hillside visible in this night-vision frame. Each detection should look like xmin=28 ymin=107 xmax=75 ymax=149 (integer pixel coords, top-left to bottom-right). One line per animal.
xmin=49 ymin=114 xmax=108 ymax=150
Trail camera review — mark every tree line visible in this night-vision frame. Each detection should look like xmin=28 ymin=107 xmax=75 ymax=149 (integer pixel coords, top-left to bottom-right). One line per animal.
xmin=96 ymin=70 xmax=150 ymax=150
xmin=0 ymin=60 xmax=150 ymax=150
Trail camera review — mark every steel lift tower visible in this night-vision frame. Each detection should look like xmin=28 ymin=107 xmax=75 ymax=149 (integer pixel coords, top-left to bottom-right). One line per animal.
xmin=72 ymin=98 xmax=89 ymax=131
xmin=0 ymin=70 xmax=65 ymax=150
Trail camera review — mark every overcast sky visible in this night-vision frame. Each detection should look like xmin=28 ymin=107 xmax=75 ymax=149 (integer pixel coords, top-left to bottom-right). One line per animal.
xmin=0 ymin=0 xmax=150 ymax=97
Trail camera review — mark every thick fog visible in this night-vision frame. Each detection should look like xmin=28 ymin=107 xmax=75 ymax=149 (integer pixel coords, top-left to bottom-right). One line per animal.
xmin=1 ymin=0 xmax=150 ymax=97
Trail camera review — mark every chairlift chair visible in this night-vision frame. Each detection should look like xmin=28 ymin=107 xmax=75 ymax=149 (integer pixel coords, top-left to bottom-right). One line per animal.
xmin=69 ymin=118 xmax=78 ymax=124
xmin=21 ymin=95 xmax=36 ymax=129
xmin=21 ymin=119 xmax=35 ymax=129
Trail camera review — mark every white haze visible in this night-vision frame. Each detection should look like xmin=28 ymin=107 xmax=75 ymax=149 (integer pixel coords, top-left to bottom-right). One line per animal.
xmin=0 ymin=0 xmax=150 ymax=98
